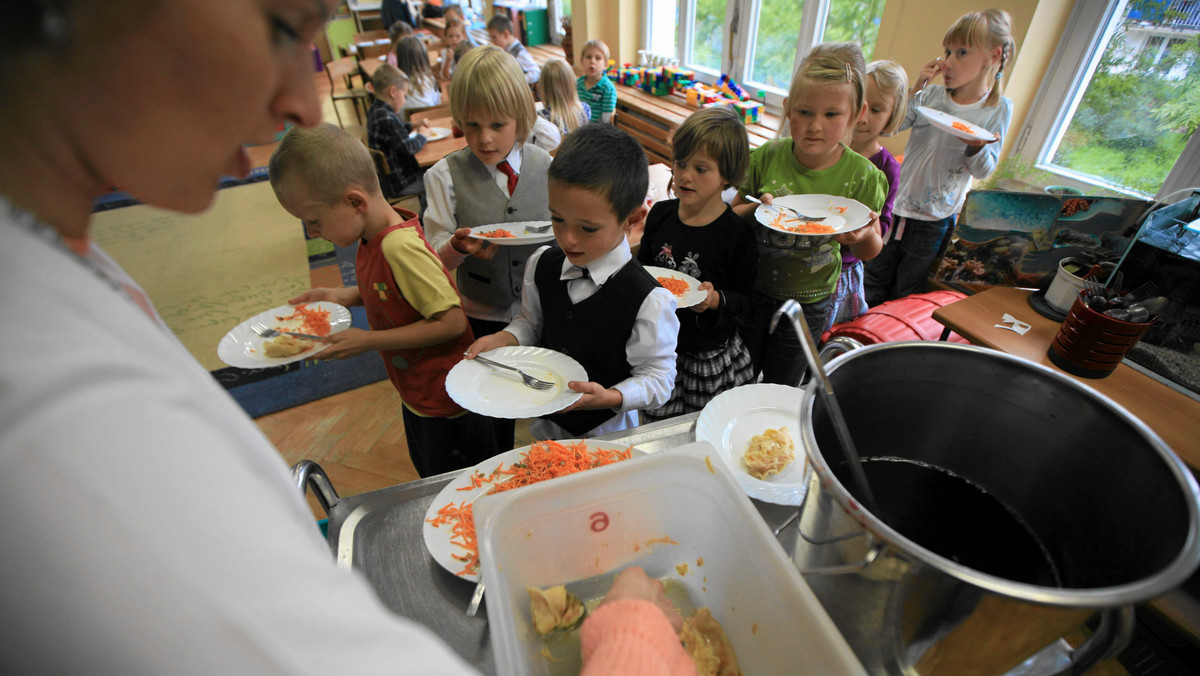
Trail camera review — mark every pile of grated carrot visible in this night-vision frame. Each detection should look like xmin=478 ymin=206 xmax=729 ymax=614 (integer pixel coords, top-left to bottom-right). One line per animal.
xmin=426 ymin=440 xmax=634 ymax=576
xmin=655 ymin=276 xmax=690 ymax=297
xmin=479 ymin=229 xmax=516 ymax=238
xmin=275 ymin=303 xmax=332 ymax=336
xmin=951 ymin=120 xmax=975 ymax=134
xmin=770 ymin=211 xmax=835 ymax=235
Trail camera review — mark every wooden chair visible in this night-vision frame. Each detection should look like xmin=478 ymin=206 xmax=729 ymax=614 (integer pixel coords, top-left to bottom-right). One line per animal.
xmin=365 ymin=142 xmax=423 ymax=213
xmin=325 ymin=56 xmax=371 ymax=128
xmin=406 ymin=104 xmax=451 ymax=124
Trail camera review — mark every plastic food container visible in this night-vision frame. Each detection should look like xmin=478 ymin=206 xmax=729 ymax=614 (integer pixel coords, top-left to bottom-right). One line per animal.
xmin=474 ymin=444 xmax=865 ymax=675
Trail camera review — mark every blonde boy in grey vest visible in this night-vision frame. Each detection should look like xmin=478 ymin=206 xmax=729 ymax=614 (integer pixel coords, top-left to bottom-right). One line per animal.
xmin=423 ymin=45 xmax=552 ymax=449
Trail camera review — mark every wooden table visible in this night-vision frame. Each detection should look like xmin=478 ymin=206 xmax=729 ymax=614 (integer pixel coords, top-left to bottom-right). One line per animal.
xmin=932 ymin=286 xmax=1200 ymax=471
xmin=413 ymin=116 xmax=466 ymax=167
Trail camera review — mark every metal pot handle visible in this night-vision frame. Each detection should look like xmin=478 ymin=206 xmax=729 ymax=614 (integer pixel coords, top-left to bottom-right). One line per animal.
xmin=291 ymin=459 xmax=340 ymax=517
xmin=1051 ymin=605 xmax=1135 ymax=675
xmin=774 ymin=482 xmax=883 ymax=577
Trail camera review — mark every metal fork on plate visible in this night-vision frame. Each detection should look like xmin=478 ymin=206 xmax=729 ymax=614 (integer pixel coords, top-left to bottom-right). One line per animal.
xmin=251 ymin=323 xmax=326 ymax=341
xmin=470 ymin=354 xmax=555 ymax=390
xmin=743 ymin=194 xmax=826 ymax=222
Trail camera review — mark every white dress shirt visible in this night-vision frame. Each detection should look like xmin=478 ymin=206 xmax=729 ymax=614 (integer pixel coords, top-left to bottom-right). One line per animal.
xmin=424 ymin=144 xmax=526 ymax=323
xmin=505 ymin=240 xmax=679 ymax=439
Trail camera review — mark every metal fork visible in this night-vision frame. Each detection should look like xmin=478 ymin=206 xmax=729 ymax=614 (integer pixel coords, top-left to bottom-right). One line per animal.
xmin=251 ymin=323 xmax=326 ymax=341
xmin=524 ymin=222 xmax=552 ymax=233
xmin=743 ymin=194 xmax=826 ymax=222
xmin=471 ymin=354 xmax=555 ymax=390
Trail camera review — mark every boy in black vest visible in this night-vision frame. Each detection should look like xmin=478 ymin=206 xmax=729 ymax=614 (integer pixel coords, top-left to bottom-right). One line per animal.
xmin=466 ymin=125 xmax=680 ymax=440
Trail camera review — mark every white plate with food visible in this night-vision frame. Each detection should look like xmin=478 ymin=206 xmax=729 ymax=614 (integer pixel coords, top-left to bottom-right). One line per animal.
xmin=754 ymin=195 xmax=850 ymax=236
xmin=423 ymin=439 xmax=641 ymax=580
xmin=415 ymin=126 xmax=452 ymax=142
xmin=446 ymin=346 xmax=585 ymax=419
xmin=642 ymin=265 xmax=707 ymax=309
xmin=916 ymin=106 xmax=996 ymax=143
xmin=217 ymin=301 xmax=352 ymax=369
xmin=466 ymin=222 xmax=556 ymax=246
xmin=695 ymin=383 xmax=811 ymax=505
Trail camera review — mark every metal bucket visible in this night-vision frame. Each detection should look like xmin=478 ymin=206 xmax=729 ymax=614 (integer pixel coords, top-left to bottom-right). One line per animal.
xmin=791 ymin=342 xmax=1200 ymax=675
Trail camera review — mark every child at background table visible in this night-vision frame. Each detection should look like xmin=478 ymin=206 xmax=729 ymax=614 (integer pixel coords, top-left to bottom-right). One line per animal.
xmin=731 ymin=42 xmax=887 ymax=386
xmin=443 ymin=4 xmax=480 ymax=50
xmin=368 ymin=64 xmax=433 ymax=203
xmin=831 ymin=59 xmax=908 ymax=330
xmin=424 ymin=45 xmax=552 ymax=449
xmin=385 ymin=19 xmax=414 ymax=68
xmin=538 ymin=58 xmax=591 ymax=136
xmin=487 ymin=14 xmax=540 ymax=85
xmin=436 ymin=17 xmax=468 ymax=80
xmin=269 ymin=124 xmax=497 ymax=477
xmin=864 ymin=9 xmax=1015 ymax=306
xmin=466 ymin=124 xmax=678 ymax=440
xmin=394 ymin=35 xmax=443 ymax=114
xmin=577 ymin=39 xmax=616 ymax=124
xmin=637 ymin=108 xmax=757 ymax=422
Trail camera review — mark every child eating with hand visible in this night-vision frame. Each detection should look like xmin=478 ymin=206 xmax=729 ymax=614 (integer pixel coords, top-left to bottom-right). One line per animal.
xmin=466 ymin=124 xmax=679 ymax=440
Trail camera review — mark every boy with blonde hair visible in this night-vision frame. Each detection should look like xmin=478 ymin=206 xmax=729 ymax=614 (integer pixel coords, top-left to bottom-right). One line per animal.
xmin=467 ymin=124 xmax=679 ymax=439
xmin=577 ymin=39 xmax=616 ymax=123
xmin=367 ymin=64 xmax=432 ymax=202
xmin=486 ymin=13 xmax=539 ymax=84
xmin=423 ymin=44 xmax=551 ymax=449
xmin=269 ymin=123 xmax=496 ymax=476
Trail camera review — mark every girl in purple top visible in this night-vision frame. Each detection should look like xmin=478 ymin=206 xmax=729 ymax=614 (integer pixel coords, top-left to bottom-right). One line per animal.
xmin=830 ymin=60 xmax=908 ymax=330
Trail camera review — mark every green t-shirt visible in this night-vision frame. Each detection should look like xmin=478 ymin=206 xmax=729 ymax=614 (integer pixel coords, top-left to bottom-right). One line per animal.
xmin=740 ymin=140 xmax=887 ymax=302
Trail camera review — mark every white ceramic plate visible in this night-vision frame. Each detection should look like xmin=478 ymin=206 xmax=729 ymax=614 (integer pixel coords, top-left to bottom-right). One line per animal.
xmin=695 ymin=383 xmax=811 ymax=505
xmin=643 ymin=265 xmax=707 ymax=309
xmin=916 ymin=106 xmax=997 ymax=143
xmin=419 ymin=126 xmax=452 ymax=142
xmin=216 ymin=302 xmax=351 ymax=369
xmin=466 ymin=222 xmax=556 ymax=246
xmin=754 ymin=195 xmax=849 ymax=236
xmin=446 ymin=346 xmax=585 ymax=418
xmin=422 ymin=440 xmax=641 ymax=580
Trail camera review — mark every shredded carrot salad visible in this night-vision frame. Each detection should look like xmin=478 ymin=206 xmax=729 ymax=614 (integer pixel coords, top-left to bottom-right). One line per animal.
xmin=426 ymin=440 xmax=634 ymax=576
xmin=951 ymin=120 xmax=975 ymax=134
xmin=478 ymin=228 xmax=516 ymax=238
xmin=655 ymin=276 xmax=690 ymax=297
xmin=830 ymin=205 xmax=848 ymax=214
xmin=769 ymin=211 xmax=835 ymax=235
xmin=274 ymin=303 xmax=332 ymax=336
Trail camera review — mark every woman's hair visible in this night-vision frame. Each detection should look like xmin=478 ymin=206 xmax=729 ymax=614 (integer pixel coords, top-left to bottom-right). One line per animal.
xmin=537 ymin=59 xmax=586 ymax=134
xmin=443 ymin=4 xmax=465 ymax=21
xmin=865 ymin=60 xmax=909 ymax=136
xmin=671 ymin=107 xmax=749 ymax=188
xmin=787 ymin=41 xmax=867 ymax=116
xmin=944 ymin=8 xmax=1015 ymax=107
xmin=269 ymin=123 xmax=380 ymax=204
xmin=371 ymin=63 xmax=410 ymax=100
xmin=449 ymin=45 xmax=536 ymax=140
xmin=394 ymin=35 xmax=434 ymax=97
xmin=581 ymin=39 xmax=609 ymax=63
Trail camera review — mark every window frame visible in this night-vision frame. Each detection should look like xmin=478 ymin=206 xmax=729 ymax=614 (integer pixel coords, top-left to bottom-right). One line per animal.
xmin=1012 ymin=0 xmax=1200 ymax=199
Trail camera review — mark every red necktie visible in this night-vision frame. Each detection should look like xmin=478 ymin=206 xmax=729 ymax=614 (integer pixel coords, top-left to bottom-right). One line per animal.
xmin=497 ymin=160 xmax=518 ymax=195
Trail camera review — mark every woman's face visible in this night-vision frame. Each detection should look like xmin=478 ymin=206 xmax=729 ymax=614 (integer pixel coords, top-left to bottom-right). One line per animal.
xmin=68 ymin=0 xmax=334 ymax=214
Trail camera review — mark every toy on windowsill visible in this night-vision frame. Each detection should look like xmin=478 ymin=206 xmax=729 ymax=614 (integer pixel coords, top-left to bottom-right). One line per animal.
xmin=717 ymin=74 xmax=748 ymax=101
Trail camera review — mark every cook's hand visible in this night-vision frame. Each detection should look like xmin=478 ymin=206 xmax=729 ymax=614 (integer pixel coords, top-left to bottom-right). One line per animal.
xmin=601 ymin=566 xmax=683 ymax=634
xmin=464 ymin=331 xmax=516 ymax=358
xmin=317 ymin=328 xmax=372 ymax=360
xmin=449 ymin=227 xmax=499 ymax=259
xmin=691 ymin=281 xmax=718 ymax=313
xmin=560 ymin=381 xmax=622 ymax=412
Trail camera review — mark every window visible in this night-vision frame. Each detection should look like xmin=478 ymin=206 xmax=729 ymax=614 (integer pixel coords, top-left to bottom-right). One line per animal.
xmin=646 ymin=0 xmax=888 ymax=109
xmin=548 ymin=0 xmax=570 ymax=44
xmin=1015 ymin=0 xmax=1200 ymax=198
